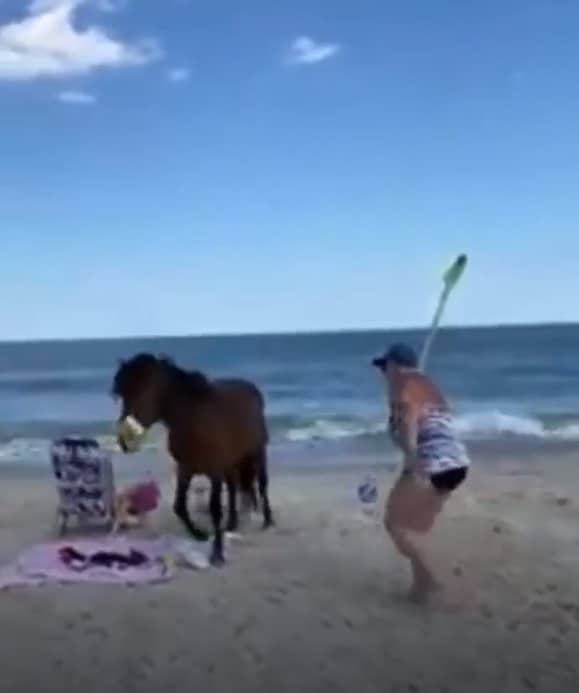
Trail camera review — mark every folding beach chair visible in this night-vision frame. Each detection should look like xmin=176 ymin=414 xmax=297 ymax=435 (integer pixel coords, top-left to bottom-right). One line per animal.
xmin=50 ymin=437 xmax=115 ymax=535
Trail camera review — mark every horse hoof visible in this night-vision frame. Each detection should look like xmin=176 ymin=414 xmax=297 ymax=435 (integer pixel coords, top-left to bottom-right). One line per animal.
xmin=226 ymin=520 xmax=239 ymax=533
xmin=262 ymin=518 xmax=274 ymax=530
xmin=210 ymin=551 xmax=226 ymax=567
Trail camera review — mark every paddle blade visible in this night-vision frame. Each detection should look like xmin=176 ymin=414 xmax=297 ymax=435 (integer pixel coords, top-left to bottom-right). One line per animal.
xmin=442 ymin=253 xmax=468 ymax=290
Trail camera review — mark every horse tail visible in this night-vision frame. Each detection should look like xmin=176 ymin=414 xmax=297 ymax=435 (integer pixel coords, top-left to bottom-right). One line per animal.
xmin=246 ymin=381 xmax=269 ymax=445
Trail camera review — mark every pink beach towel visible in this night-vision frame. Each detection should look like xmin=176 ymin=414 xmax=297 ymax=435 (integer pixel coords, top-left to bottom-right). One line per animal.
xmin=0 ymin=536 xmax=174 ymax=590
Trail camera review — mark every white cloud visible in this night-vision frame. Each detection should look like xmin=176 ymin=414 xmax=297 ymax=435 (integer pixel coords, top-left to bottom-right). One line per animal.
xmin=0 ymin=0 xmax=161 ymax=81
xmin=58 ymin=89 xmax=96 ymax=104
xmin=285 ymin=36 xmax=341 ymax=66
xmin=167 ymin=67 xmax=190 ymax=83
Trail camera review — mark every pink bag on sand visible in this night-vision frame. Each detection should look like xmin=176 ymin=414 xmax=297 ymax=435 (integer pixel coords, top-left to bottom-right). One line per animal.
xmin=124 ymin=479 xmax=160 ymax=515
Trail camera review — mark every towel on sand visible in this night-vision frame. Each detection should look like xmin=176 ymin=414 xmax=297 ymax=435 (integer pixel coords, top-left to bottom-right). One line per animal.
xmin=0 ymin=533 xmax=243 ymax=590
xmin=0 ymin=537 xmax=173 ymax=589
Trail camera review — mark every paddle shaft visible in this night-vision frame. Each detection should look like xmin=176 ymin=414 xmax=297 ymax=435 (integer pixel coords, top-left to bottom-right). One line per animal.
xmin=418 ymin=282 xmax=452 ymax=372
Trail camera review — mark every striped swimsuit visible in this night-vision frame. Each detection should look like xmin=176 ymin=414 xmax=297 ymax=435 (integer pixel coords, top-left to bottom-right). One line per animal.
xmin=415 ymin=408 xmax=470 ymax=477
xmin=390 ymin=405 xmax=470 ymax=491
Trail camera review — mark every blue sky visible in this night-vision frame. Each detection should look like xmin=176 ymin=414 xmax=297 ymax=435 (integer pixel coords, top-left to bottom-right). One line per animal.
xmin=1 ymin=0 xmax=579 ymax=340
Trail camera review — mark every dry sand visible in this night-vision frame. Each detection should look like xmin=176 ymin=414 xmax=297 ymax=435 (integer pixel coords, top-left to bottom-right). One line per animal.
xmin=0 ymin=453 xmax=578 ymax=693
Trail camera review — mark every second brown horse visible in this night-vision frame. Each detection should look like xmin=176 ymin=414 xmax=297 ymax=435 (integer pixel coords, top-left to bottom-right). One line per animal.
xmin=112 ymin=353 xmax=274 ymax=565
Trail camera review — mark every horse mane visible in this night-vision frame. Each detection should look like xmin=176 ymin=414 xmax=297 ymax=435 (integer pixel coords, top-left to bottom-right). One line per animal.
xmin=112 ymin=352 xmax=213 ymax=400
xmin=163 ymin=358 xmax=213 ymax=399
xmin=112 ymin=353 xmax=156 ymax=397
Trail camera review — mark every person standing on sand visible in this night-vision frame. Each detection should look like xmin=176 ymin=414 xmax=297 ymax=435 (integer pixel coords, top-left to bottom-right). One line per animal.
xmin=372 ymin=342 xmax=470 ymax=602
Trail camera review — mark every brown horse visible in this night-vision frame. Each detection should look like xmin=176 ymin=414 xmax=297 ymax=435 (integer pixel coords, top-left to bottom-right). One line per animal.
xmin=111 ymin=353 xmax=273 ymax=565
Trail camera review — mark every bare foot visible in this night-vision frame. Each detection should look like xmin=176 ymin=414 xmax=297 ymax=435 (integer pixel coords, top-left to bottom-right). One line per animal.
xmin=409 ymin=580 xmax=472 ymax=612
xmin=408 ymin=579 xmax=442 ymax=604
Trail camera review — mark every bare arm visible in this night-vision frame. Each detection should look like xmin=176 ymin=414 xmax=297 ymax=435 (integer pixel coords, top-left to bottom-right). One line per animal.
xmin=392 ymin=397 xmax=419 ymax=460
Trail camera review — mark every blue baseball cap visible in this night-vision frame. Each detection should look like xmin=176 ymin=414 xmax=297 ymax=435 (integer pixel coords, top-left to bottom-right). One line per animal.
xmin=372 ymin=342 xmax=418 ymax=370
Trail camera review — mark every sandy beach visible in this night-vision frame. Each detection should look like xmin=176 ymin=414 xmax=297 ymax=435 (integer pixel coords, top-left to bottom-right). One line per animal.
xmin=0 ymin=445 xmax=577 ymax=693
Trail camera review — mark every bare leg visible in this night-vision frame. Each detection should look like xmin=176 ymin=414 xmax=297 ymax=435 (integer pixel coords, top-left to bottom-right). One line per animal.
xmin=385 ymin=473 xmax=443 ymax=601
xmin=111 ymin=493 xmax=125 ymax=534
xmin=173 ymin=469 xmax=209 ymax=541
xmin=386 ymin=522 xmax=438 ymax=600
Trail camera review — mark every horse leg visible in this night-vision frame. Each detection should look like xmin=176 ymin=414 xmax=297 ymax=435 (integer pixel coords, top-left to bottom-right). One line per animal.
xmin=209 ymin=477 xmax=225 ymax=566
xmin=225 ymin=473 xmax=238 ymax=533
xmin=239 ymin=455 xmax=258 ymax=512
xmin=173 ymin=469 xmax=209 ymax=541
xmin=256 ymin=449 xmax=274 ymax=529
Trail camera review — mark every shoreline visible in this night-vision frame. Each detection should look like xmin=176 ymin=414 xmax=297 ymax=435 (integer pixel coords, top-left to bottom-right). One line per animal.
xmin=0 ymin=434 xmax=578 ymax=478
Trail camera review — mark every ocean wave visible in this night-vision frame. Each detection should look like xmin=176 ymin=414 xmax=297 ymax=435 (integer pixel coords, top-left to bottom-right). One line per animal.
xmin=2 ymin=409 xmax=579 ymax=466
xmin=283 ymin=410 xmax=579 ymax=444
xmin=453 ymin=411 xmax=579 ymax=441
xmin=0 ymin=419 xmax=115 ymax=443
xmin=453 ymin=411 xmax=545 ymax=438
xmin=0 ymin=433 xmax=160 ymax=465
xmin=0 ymin=369 xmax=109 ymax=394
xmin=285 ymin=419 xmax=386 ymax=442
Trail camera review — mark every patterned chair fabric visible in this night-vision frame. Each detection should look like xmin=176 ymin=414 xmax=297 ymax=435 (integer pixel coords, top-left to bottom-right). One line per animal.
xmin=50 ymin=437 xmax=115 ymax=534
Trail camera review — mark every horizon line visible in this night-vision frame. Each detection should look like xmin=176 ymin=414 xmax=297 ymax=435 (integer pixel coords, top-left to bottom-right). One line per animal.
xmin=0 ymin=319 xmax=577 ymax=346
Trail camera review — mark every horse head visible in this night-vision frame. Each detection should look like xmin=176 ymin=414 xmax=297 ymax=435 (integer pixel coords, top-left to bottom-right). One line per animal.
xmin=111 ymin=353 xmax=172 ymax=452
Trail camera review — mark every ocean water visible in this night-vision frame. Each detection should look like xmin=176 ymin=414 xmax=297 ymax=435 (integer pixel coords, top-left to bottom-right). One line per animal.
xmin=1 ymin=324 xmax=579 ymax=467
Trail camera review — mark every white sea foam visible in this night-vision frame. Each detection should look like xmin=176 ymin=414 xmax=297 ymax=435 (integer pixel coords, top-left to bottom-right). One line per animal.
xmin=452 ymin=410 xmax=579 ymax=441
xmin=286 ymin=419 xmax=386 ymax=442
xmin=452 ymin=411 xmax=546 ymax=438
xmin=2 ymin=410 xmax=579 ymax=465
xmin=285 ymin=410 xmax=579 ymax=444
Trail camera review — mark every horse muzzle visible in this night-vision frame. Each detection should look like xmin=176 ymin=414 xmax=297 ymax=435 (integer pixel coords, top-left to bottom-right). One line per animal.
xmin=116 ymin=415 xmax=147 ymax=454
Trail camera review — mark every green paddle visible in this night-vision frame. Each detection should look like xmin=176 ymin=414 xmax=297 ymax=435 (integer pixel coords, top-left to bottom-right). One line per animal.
xmin=418 ymin=254 xmax=468 ymax=371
